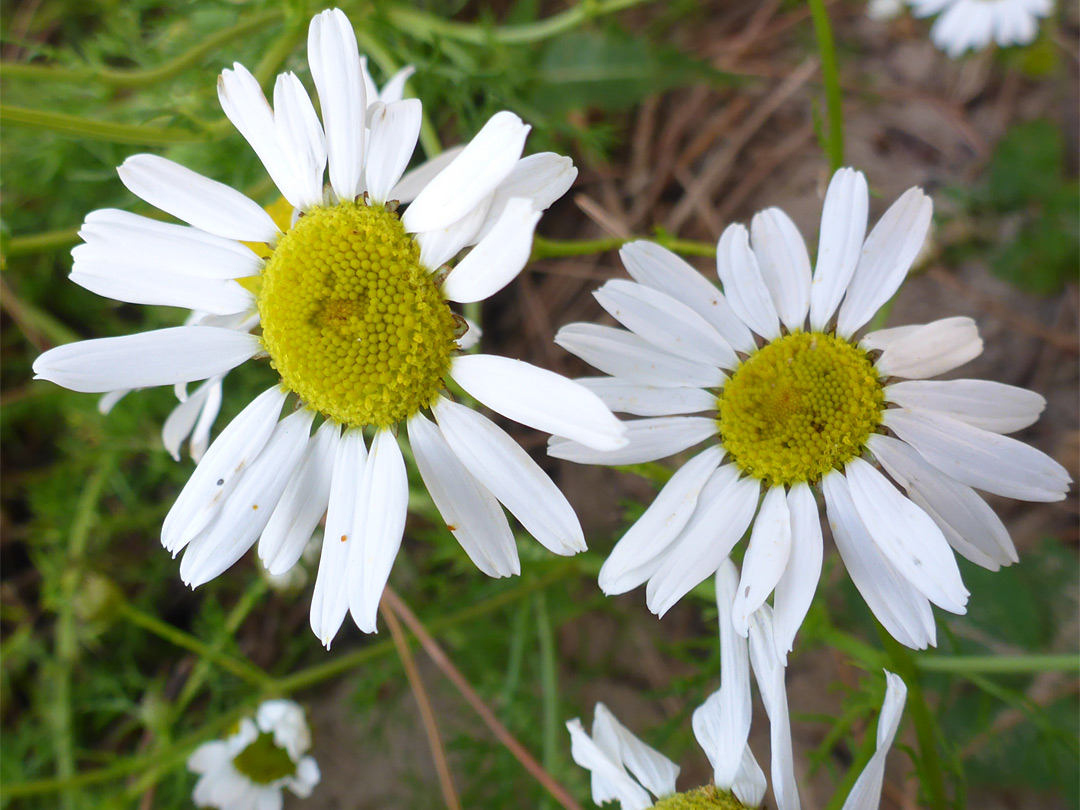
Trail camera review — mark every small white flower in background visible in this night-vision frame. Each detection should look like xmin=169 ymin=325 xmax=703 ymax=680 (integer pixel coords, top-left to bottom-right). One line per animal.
xmin=34 ymin=8 xmax=627 ymax=648
xmin=568 ymin=565 xmax=908 ymax=810
xmin=867 ymin=0 xmax=905 ymax=21
xmin=908 ymin=0 xmax=1053 ymax=57
xmin=188 ymin=699 xmax=319 ymax=810
xmin=553 ymin=166 xmax=1070 ymax=653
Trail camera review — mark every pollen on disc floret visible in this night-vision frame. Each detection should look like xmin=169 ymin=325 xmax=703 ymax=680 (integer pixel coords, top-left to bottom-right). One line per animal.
xmin=258 ymin=201 xmax=458 ymax=428
xmin=718 ymin=331 xmax=884 ymax=487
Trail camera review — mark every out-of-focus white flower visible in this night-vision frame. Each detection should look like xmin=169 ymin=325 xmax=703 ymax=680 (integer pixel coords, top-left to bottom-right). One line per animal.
xmin=908 ymin=0 xmax=1053 ymax=57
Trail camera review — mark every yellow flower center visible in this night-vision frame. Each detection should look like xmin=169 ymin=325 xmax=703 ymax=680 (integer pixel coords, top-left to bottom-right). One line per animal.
xmin=717 ymin=331 xmax=883 ymax=486
xmin=651 ymin=786 xmax=750 ymax=810
xmin=232 ymin=731 xmax=297 ymax=785
xmin=258 ymin=202 xmax=458 ymax=428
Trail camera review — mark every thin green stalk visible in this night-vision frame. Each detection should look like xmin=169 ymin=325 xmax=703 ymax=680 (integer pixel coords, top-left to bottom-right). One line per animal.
xmin=499 ymin=600 xmax=532 ymax=714
xmin=51 ymin=456 xmax=114 ymax=810
xmin=534 ymin=591 xmax=559 ymax=810
xmin=252 ymin=20 xmax=309 ymax=87
xmin=117 ymin=601 xmax=273 ymax=690
xmin=3 ymin=227 xmax=80 ymax=258
xmin=877 ymin=625 xmax=948 ymax=810
xmin=0 ymin=11 xmax=282 ymax=87
xmin=1 ymin=105 xmax=207 ymax=145
xmin=916 ymin=653 xmax=1080 ymax=675
xmin=171 ymin=580 xmax=270 ymax=721
xmin=531 ymin=234 xmax=715 ymax=261
xmin=385 ymin=0 xmax=651 ymax=46
xmin=807 ymin=0 xmax=844 ymax=171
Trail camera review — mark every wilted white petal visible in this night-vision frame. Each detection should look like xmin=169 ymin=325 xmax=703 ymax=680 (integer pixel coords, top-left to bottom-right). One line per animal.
xmin=592 ymin=704 xmax=679 ymax=799
xmin=841 ymin=671 xmax=908 ymax=810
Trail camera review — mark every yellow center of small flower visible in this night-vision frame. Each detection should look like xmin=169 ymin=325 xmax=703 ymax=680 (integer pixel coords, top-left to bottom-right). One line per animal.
xmin=717 ymin=331 xmax=883 ymax=487
xmin=258 ymin=202 xmax=458 ymax=428
xmin=651 ymin=786 xmax=750 ymax=810
xmin=232 ymin=732 xmax=297 ymax=785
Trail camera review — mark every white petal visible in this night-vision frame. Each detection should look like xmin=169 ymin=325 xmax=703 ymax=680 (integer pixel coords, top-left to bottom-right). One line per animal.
xmin=433 ymin=397 xmax=585 ymax=555
xmin=599 ymin=445 xmax=725 ymax=595
xmin=162 ymin=377 xmax=219 ymax=461
xmin=576 ymin=377 xmax=716 ymax=417
xmin=117 ymin=154 xmax=278 ymax=242
xmin=732 ymin=746 xmax=768 ymax=809
xmin=841 ymin=671 xmax=908 ymax=810
xmin=70 ymin=255 xmax=253 ymax=315
xmin=621 ymin=241 xmax=757 ymax=355
xmin=377 ymin=64 xmax=415 ymax=103
xmin=34 ymin=326 xmax=259 ymax=394
xmin=868 ymin=433 xmax=1015 ymax=569
xmin=441 ymin=198 xmax=541 ymax=303
xmin=457 ymin=317 xmax=483 ymax=351
xmin=308 ymin=8 xmax=366 ymax=202
xmin=593 ymin=704 xmax=679 ymax=798
xmin=809 ymin=168 xmax=869 ymax=331
xmin=882 ymin=407 xmax=1070 ymax=502
xmin=78 ymin=209 xmax=262 ymax=279
xmin=189 ymin=379 xmax=224 ymax=463
xmin=389 ymin=145 xmax=465 ymax=203
xmin=695 ymin=559 xmax=753 ymax=790
xmin=218 ymin=63 xmax=303 ymax=209
xmin=97 ymin=388 xmax=128 ymax=415
xmin=885 ymin=379 xmax=1045 ymax=434
xmin=548 ymin=416 xmax=716 ymax=465
xmin=365 ymin=99 xmax=422 ymax=204
xmin=473 ymin=153 xmax=577 ymax=243
xmin=556 ymin=323 xmax=726 ymax=389
xmin=845 ymin=457 xmax=968 ymax=613
xmin=836 ymin=187 xmax=933 ymax=337
xmin=408 ymin=413 xmax=519 ymax=578
xmin=875 ymin=317 xmax=983 ymax=379
xmin=259 ymin=420 xmax=338 ymax=575
xmin=416 ymin=194 xmax=492 ymax=270
xmin=450 ymin=354 xmax=626 ymax=451
xmin=731 ymin=486 xmax=792 ymax=637
xmin=180 ymin=410 xmax=312 ymax=588
xmin=749 ymin=207 xmax=812 ymax=331
xmin=347 ymin=429 xmax=408 ymax=633
xmin=716 ymin=224 xmax=781 ymax=340
xmin=822 ymin=470 xmax=937 ymax=649
xmin=566 ymin=718 xmax=652 ymax=810
xmin=593 ymin=279 xmax=738 ymax=369
xmin=161 ymin=387 xmax=286 ymax=554
xmin=859 ymin=324 xmax=922 ymax=353
xmin=748 ymin=607 xmax=801 ymax=810
xmin=310 ymin=428 xmax=367 ymax=648
xmin=402 ymin=111 xmax=529 ymax=233
xmin=771 ymin=482 xmax=823 ymax=660
xmin=646 ymin=467 xmax=760 ymax=617
xmin=272 ymin=71 xmax=327 ymax=211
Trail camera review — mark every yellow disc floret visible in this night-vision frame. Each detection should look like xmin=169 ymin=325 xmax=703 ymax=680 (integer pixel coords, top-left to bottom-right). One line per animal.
xmin=651 ymin=786 xmax=751 ymax=810
xmin=718 ymin=331 xmax=883 ymax=487
xmin=259 ymin=201 xmax=457 ymax=428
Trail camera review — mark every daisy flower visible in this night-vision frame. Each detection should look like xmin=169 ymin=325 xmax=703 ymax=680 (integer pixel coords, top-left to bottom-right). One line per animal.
xmin=907 ymin=0 xmax=1053 ymax=57
xmin=567 ymin=563 xmax=908 ymax=810
xmin=552 ymin=167 xmax=1071 ymax=653
xmin=33 ymin=8 xmax=626 ymax=646
xmin=188 ymin=699 xmax=320 ymax=810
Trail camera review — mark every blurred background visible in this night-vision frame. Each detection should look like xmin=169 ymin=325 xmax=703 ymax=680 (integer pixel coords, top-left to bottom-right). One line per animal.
xmin=1 ymin=1 xmax=1077 ymax=808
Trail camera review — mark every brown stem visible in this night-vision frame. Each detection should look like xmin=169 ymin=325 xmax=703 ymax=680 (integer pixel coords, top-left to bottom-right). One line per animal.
xmin=380 ymin=596 xmax=461 ymax=810
xmin=383 ymin=587 xmax=585 ymax=810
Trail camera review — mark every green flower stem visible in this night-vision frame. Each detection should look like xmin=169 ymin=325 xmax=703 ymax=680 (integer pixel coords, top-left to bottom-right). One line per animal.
xmin=915 ymin=653 xmax=1080 ymax=674
xmin=51 ymin=455 xmax=114 ymax=810
xmin=3 ymin=227 xmax=79 ymax=258
xmin=532 ymin=234 xmax=716 ymax=260
xmin=0 ymin=104 xmax=207 ymax=145
xmin=171 ymin=580 xmax=270 ymax=722
xmin=807 ymin=0 xmax=845 ymax=171
xmin=385 ymin=0 xmax=652 ymax=46
xmin=535 ymin=590 xmax=559 ymax=810
xmin=0 ymin=11 xmax=282 ymax=87
xmin=877 ymin=624 xmax=948 ymax=810
xmin=117 ymin=600 xmax=273 ymax=690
